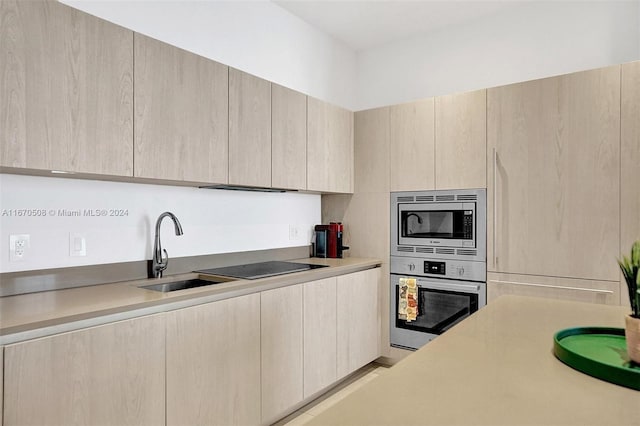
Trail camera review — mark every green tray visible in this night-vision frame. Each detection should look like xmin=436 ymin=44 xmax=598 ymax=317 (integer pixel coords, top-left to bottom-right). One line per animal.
xmin=553 ymin=327 xmax=640 ymax=391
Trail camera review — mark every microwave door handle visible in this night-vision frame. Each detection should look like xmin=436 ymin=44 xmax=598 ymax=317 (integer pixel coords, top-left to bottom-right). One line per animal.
xmin=416 ymin=280 xmax=480 ymax=293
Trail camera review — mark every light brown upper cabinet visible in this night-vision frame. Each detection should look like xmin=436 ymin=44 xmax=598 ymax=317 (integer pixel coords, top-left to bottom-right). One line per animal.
xmin=229 ymin=69 xmax=272 ymax=187
xmin=487 ymin=66 xmax=620 ymax=281
xmin=435 ymin=90 xmax=487 ymax=190
xmin=307 ymin=97 xmax=354 ymax=193
xmin=134 ymin=34 xmax=228 ymax=183
xmin=354 ymin=107 xmax=390 ymax=193
xmin=389 ymin=99 xmax=435 ymax=191
xmin=272 ymin=84 xmax=307 ymax=190
xmin=0 ymin=0 xmax=133 ymax=175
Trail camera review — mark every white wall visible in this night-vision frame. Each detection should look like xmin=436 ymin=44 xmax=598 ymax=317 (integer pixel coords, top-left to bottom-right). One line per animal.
xmin=0 ymin=174 xmax=320 ymax=273
xmin=356 ymin=1 xmax=640 ymax=110
xmin=60 ymin=0 xmax=358 ymax=110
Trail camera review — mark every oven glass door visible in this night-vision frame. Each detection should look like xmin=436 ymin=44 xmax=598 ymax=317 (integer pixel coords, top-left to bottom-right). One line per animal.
xmin=397 ymin=202 xmax=475 ymax=247
xmin=395 ymin=283 xmax=479 ymax=335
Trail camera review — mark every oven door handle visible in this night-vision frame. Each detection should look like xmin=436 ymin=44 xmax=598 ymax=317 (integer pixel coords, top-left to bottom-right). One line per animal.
xmin=416 ymin=279 xmax=481 ymax=293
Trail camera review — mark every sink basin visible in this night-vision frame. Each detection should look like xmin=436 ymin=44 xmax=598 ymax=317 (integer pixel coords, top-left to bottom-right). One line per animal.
xmin=140 ymin=278 xmax=228 ymax=293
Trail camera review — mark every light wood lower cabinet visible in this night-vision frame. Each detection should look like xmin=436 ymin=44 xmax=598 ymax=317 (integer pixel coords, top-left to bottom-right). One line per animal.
xmin=166 ymin=293 xmax=261 ymax=426
xmin=1 ymin=346 xmax=3 ymax=424
xmin=1 ymin=270 xmax=381 ymax=426
xmin=0 ymin=0 xmax=133 ymax=175
xmin=303 ymin=277 xmax=338 ymax=398
xmin=487 ymin=272 xmax=620 ymax=306
xmin=337 ymin=268 xmax=381 ymax=379
xmin=261 ymin=284 xmax=304 ymax=424
xmin=3 ymin=315 xmax=165 ymax=426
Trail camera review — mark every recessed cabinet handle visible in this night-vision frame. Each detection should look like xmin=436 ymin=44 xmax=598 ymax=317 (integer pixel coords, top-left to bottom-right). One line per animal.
xmin=491 ymin=280 xmax=614 ymax=295
xmin=493 ymin=148 xmax=498 ymax=269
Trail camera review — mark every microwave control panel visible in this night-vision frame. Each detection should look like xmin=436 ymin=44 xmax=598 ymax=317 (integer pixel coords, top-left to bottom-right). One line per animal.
xmin=391 ymin=256 xmax=486 ymax=282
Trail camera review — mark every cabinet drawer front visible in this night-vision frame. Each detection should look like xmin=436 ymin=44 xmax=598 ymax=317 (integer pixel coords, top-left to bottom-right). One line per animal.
xmin=487 ymin=273 xmax=620 ymax=306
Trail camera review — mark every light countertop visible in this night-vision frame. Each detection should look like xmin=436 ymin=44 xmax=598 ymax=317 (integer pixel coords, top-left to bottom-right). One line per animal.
xmin=0 ymin=257 xmax=381 ymax=344
xmin=308 ymin=295 xmax=638 ymax=426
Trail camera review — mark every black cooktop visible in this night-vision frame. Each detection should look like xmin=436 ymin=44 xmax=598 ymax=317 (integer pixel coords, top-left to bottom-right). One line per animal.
xmin=195 ymin=261 xmax=328 ymax=280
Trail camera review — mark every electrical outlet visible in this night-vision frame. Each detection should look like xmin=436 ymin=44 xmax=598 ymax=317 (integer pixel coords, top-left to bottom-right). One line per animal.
xmin=9 ymin=234 xmax=30 ymax=262
xmin=289 ymin=224 xmax=301 ymax=241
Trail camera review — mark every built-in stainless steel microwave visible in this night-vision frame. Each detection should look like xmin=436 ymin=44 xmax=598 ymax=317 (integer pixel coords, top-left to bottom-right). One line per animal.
xmin=390 ymin=189 xmax=486 ymax=262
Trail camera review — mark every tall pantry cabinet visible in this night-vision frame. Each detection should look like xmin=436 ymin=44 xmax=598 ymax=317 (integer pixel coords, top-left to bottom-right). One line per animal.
xmin=486 ymin=65 xmax=621 ymax=304
xmin=0 ymin=0 xmax=133 ymax=175
xmin=621 ymin=61 xmax=640 ymax=307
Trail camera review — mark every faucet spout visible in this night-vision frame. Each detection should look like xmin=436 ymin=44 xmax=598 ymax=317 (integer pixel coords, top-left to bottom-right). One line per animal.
xmin=151 ymin=212 xmax=183 ymax=278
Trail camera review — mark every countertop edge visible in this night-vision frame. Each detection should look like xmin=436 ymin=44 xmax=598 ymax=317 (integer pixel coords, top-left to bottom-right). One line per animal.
xmin=0 ymin=258 xmax=382 ymax=345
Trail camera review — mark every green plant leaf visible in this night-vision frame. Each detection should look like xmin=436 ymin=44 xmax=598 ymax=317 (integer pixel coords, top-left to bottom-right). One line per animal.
xmin=632 ymin=241 xmax=640 ymax=267
xmin=620 ymin=241 xmax=640 ymax=317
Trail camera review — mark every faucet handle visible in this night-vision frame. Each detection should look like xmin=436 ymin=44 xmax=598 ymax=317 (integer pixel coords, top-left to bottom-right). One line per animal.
xmin=160 ymin=249 xmax=169 ymax=270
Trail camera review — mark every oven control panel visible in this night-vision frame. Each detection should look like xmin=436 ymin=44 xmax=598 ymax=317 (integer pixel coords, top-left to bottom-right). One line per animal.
xmin=391 ymin=256 xmax=486 ymax=282
xmin=424 ymin=261 xmax=446 ymax=275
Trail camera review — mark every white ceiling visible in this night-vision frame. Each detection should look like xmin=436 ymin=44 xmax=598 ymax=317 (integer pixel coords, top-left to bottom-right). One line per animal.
xmin=273 ymin=0 xmax=527 ymax=51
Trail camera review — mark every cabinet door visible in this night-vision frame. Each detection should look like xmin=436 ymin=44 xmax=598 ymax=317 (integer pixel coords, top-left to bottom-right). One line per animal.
xmin=1 ymin=346 xmax=3 ymax=423
xmin=134 ymin=34 xmax=228 ymax=183
xmin=337 ymin=268 xmax=381 ymax=379
xmin=272 ymin=84 xmax=307 ymax=190
xmin=435 ymin=90 xmax=486 ymax=189
xmin=303 ymin=277 xmax=337 ymax=398
xmin=4 ymin=315 xmax=165 ymax=426
xmin=166 ymin=294 xmax=260 ymax=426
xmin=389 ymin=99 xmax=435 ymax=191
xmin=307 ymin=97 xmax=354 ymax=193
xmin=355 ymin=107 xmax=390 ymax=193
xmin=229 ymin=69 xmax=271 ymax=187
xmin=261 ymin=285 xmax=303 ymax=424
xmin=621 ymin=61 xmax=640 ymax=308
xmin=0 ymin=0 xmax=133 ymax=175
xmin=487 ymin=272 xmax=620 ymax=306
xmin=487 ymin=66 xmax=620 ymax=281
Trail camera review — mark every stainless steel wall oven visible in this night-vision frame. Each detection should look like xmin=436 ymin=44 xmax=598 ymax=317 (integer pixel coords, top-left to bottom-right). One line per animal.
xmin=390 ymin=189 xmax=487 ymax=350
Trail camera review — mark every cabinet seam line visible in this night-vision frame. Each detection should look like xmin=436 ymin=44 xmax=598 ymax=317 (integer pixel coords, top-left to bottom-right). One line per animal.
xmin=132 ymin=32 xmax=135 ymax=178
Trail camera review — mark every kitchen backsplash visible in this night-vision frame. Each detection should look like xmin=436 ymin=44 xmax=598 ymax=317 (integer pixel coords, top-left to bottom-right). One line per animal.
xmin=0 ymin=174 xmax=320 ymax=273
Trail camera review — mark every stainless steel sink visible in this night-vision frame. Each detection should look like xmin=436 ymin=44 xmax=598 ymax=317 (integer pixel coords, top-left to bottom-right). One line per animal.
xmin=140 ymin=278 xmax=229 ymax=292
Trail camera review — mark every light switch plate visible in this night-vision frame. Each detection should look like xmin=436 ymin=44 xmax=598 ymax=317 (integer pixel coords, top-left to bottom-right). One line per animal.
xmin=69 ymin=232 xmax=86 ymax=257
xmin=289 ymin=224 xmax=301 ymax=241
